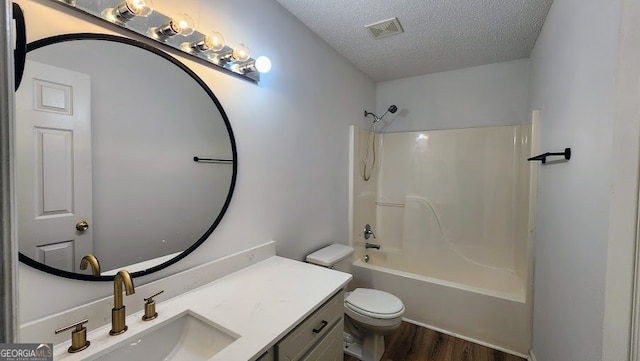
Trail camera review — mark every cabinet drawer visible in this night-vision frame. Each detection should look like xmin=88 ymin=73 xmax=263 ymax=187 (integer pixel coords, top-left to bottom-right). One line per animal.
xmin=300 ymin=319 xmax=343 ymax=361
xmin=277 ymin=290 xmax=343 ymax=361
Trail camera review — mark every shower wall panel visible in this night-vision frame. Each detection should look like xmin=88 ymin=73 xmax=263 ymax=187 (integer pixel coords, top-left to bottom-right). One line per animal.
xmin=370 ymin=124 xmax=532 ymax=283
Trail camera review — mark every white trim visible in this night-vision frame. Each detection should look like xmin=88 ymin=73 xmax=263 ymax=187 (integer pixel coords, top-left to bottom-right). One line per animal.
xmin=632 ymin=120 xmax=640 ymax=361
xmin=629 ymin=2 xmax=640 ymax=351
xmin=401 ymin=317 xmax=529 ymax=359
xmin=604 ymin=0 xmax=640 ymax=360
xmin=529 ymin=350 xmax=538 ymax=361
xmin=348 ymin=125 xmax=355 ymax=244
xmin=633 ymin=202 xmax=640 ymax=361
xmin=0 ymin=0 xmax=18 ymax=343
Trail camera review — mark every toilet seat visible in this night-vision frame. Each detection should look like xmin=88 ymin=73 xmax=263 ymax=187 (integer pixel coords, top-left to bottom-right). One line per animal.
xmin=345 ymin=288 xmax=405 ymax=319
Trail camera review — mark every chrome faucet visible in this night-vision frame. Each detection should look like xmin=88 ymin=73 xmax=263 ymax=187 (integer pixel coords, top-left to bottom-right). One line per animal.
xmin=110 ymin=270 xmax=135 ymax=335
xmin=363 ymin=224 xmax=376 ymax=240
xmin=365 ymin=242 xmax=381 ymax=250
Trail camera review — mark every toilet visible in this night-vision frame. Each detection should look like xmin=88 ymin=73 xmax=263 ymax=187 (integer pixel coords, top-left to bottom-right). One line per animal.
xmin=306 ymin=244 xmax=405 ymax=361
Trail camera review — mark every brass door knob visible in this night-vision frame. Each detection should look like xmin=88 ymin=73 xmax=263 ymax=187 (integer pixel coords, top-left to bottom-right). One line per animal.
xmin=76 ymin=221 xmax=89 ymax=232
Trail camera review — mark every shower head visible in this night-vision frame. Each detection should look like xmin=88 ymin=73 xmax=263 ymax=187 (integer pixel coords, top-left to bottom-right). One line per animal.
xmin=364 ymin=104 xmax=398 ymax=123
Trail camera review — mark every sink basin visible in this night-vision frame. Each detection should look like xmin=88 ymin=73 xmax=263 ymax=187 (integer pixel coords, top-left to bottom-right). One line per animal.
xmin=91 ymin=312 xmax=239 ymax=361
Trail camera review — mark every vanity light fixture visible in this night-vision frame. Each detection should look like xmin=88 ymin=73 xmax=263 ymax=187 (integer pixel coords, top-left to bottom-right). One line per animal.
xmin=235 ymin=56 xmax=272 ymax=74
xmin=51 ymin=0 xmax=270 ymax=82
xmin=103 ymin=0 xmax=153 ymax=23
xmin=151 ymin=13 xmax=195 ymax=40
xmin=183 ymin=31 xmax=225 ymax=53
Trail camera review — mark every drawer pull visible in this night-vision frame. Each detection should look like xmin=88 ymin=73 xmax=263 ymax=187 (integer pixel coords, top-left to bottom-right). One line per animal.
xmin=312 ymin=320 xmax=329 ymax=333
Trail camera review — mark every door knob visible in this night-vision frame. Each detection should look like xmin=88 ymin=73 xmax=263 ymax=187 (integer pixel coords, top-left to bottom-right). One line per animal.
xmin=76 ymin=221 xmax=89 ymax=232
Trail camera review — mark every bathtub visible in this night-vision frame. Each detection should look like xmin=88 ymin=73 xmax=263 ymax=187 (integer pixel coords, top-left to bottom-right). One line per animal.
xmin=350 ymin=248 xmax=531 ymax=356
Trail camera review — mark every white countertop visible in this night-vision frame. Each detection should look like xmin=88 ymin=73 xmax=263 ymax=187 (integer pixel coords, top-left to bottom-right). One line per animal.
xmin=53 ymin=256 xmax=352 ymax=361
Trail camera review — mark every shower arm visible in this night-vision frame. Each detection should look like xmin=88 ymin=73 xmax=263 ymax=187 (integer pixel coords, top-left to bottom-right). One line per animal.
xmin=364 ymin=105 xmax=398 ymax=123
xmin=364 ymin=110 xmax=381 ymax=122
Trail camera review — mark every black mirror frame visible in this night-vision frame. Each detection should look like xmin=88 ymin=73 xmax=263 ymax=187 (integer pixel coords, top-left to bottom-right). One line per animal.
xmin=17 ymin=33 xmax=238 ymax=281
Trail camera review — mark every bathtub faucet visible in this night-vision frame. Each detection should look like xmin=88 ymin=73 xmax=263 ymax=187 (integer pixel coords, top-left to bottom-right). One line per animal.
xmin=365 ymin=242 xmax=381 ymax=250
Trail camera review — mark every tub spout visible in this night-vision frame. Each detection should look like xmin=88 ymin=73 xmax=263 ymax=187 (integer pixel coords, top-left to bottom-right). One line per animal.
xmin=365 ymin=242 xmax=381 ymax=250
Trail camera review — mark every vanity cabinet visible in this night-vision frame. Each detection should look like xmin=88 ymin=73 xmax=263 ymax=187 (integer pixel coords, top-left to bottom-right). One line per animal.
xmin=276 ymin=290 xmax=344 ymax=361
xmin=257 ymin=348 xmax=275 ymax=361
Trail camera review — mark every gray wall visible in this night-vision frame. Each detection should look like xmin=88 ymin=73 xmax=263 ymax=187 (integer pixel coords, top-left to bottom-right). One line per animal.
xmin=17 ymin=0 xmax=375 ymax=322
xmin=528 ymin=0 xmax=621 ymax=360
xmin=376 ymin=59 xmax=531 ymax=132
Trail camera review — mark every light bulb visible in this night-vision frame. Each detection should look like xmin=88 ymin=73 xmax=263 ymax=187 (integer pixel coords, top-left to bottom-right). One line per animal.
xmin=126 ymin=0 xmax=153 ymax=16
xmin=204 ymin=32 xmax=225 ymax=52
xmin=234 ymin=55 xmax=272 ymax=75
xmin=254 ymin=56 xmax=272 ymax=73
xmin=108 ymin=0 xmax=153 ymax=21
xmin=231 ymin=44 xmax=250 ymax=62
xmin=184 ymin=31 xmax=225 ymax=53
xmin=153 ymin=13 xmax=195 ymax=39
xmin=170 ymin=13 xmax=195 ymax=36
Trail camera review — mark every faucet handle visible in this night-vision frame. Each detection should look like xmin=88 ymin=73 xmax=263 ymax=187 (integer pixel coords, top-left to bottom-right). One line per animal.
xmin=55 ymin=319 xmax=90 ymax=353
xmin=142 ymin=290 xmax=164 ymax=321
xmin=364 ymin=224 xmax=376 ymax=240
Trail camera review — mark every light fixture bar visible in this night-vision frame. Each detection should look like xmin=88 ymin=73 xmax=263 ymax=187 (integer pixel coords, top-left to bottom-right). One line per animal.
xmin=50 ymin=0 xmax=269 ymax=83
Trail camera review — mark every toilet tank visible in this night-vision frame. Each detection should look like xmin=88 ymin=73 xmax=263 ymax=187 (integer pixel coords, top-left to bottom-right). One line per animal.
xmin=306 ymin=244 xmax=354 ymax=273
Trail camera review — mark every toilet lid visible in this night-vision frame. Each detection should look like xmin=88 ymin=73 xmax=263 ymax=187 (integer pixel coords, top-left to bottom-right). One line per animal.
xmin=345 ymin=288 xmax=404 ymax=319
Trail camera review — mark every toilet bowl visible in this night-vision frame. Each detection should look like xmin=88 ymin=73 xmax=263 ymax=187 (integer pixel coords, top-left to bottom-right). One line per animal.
xmin=306 ymin=244 xmax=405 ymax=361
xmin=343 ymin=288 xmax=404 ymax=361
xmin=345 ymin=288 xmax=404 ymax=332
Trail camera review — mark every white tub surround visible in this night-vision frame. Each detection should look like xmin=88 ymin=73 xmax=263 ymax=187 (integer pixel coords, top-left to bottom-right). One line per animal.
xmin=51 ymin=256 xmax=351 ymax=361
xmin=349 ymin=124 xmax=535 ymax=354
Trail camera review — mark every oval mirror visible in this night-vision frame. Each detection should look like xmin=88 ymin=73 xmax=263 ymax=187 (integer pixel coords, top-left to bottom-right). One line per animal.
xmin=16 ymin=33 xmax=237 ymax=281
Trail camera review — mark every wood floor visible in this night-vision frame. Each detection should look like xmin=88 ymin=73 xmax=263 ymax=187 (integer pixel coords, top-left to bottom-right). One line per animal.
xmin=343 ymin=322 xmax=525 ymax=361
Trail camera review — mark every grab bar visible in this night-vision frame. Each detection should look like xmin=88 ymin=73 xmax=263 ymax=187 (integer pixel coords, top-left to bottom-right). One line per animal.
xmin=527 ymin=148 xmax=571 ymax=164
xmin=193 ymin=156 xmax=233 ymax=164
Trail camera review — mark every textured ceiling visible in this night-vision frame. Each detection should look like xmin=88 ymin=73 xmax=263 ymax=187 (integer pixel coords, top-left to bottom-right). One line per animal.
xmin=274 ymin=0 xmax=553 ymax=82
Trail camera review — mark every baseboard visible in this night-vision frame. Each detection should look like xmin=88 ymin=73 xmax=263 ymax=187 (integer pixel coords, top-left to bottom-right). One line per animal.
xmin=529 ymin=350 xmax=538 ymax=361
xmin=402 ymin=317 xmax=529 ymax=359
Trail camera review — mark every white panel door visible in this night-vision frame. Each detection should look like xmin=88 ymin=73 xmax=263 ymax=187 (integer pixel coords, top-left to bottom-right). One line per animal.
xmin=16 ymin=59 xmax=92 ymax=273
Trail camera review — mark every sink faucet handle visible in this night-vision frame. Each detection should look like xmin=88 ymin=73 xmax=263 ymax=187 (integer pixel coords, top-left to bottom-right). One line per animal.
xmin=55 ymin=319 xmax=90 ymax=353
xmin=144 ymin=290 xmax=164 ymax=302
xmin=142 ymin=290 xmax=164 ymax=321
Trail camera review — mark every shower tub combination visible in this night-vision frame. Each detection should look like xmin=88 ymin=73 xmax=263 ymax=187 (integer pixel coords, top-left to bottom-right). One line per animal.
xmin=349 ymin=124 xmax=535 ymax=355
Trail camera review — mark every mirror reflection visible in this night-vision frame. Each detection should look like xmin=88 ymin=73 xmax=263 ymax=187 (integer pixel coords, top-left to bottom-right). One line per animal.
xmin=16 ymin=34 xmax=236 ymax=280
